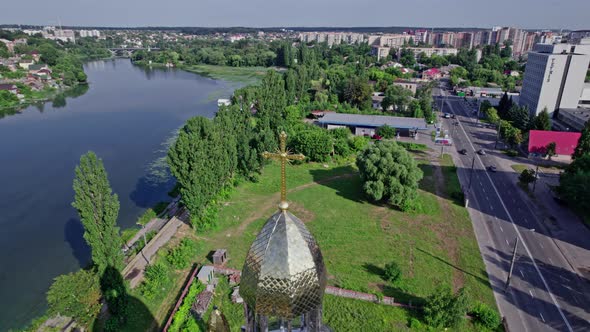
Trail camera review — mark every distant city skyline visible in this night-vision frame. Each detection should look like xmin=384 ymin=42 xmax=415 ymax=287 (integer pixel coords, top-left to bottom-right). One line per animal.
xmin=1 ymin=0 xmax=589 ymax=30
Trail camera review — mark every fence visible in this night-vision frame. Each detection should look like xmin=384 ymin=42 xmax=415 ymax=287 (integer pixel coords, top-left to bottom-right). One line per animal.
xmin=162 ymin=263 xmax=201 ymax=332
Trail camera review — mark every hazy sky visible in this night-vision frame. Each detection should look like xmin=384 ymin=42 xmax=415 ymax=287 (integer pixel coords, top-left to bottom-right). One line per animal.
xmin=1 ymin=0 xmax=588 ymax=30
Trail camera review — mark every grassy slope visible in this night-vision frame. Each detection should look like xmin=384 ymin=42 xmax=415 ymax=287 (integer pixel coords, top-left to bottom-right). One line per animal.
xmin=180 ymin=64 xmax=269 ymax=85
xmin=182 ymin=153 xmax=495 ymax=330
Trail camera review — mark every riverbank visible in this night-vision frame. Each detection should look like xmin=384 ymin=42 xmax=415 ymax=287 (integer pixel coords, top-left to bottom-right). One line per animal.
xmin=134 ymin=61 xmax=270 ymax=85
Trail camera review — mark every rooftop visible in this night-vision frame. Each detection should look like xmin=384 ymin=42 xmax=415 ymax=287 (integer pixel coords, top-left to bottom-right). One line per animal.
xmin=318 ymin=112 xmax=428 ymax=130
xmin=528 ymin=130 xmax=581 ymax=156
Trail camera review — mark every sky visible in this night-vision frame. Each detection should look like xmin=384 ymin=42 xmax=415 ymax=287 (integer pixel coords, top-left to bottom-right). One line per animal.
xmin=1 ymin=0 xmax=588 ymax=30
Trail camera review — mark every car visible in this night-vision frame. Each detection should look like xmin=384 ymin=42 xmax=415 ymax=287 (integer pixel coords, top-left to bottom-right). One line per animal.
xmin=450 ymin=114 xmax=456 ymax=119
xmin=459 ymin=149 xmax=468 ymax=155
xmin=477 ymin=149 xmax=486 ymax=155
xmin=443 ymin=113 xmax=451 ymax=118
xmin=371 ymin=134 xmax=382 ymax=140
xmin=487 ymin=165 xmax=497 ymax=172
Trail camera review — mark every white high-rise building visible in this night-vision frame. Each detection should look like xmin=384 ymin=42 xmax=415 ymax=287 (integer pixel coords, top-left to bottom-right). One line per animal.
xmin=520 ymin=39 xmax=590 ymax=117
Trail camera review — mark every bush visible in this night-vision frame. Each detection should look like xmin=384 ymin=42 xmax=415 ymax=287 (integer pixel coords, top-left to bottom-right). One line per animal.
xmin=137 ymin=208 xmax=157 ymax=226
xmin=329 ymin=127 xmax=352 ymax=140
xmin=423 ymin=285 xmax=469 ymax=328
xmin=376 ymin=125 xmax=397 ymax=139
xmin=169 ymin=280 xmax=205 ymax=332
xmin=334 ymin=138 xmax=352 ymax=157
xmin=518 ymin=169 xmax=536 ymax=185
xmin=140 ymin=263 xmax=169 ymax=299
xmin=349 ymin=135 xmax=369 ymax=152
xmin=166 ymin=238 xmax=198 ymax=269
xmin=291 ymin=126 xmax=333 ymax=162
xmin=504 ymin=149 xmax=518 ymax=157
xmin=383 ymin=262 xmax=402 ymax=284
xmin=470 ymin=302 xmax=500 ymax=331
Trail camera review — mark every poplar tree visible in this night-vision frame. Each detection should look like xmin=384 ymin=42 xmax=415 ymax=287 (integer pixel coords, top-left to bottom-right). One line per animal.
xmin=72 ymin=151 xmax=124 ymax=272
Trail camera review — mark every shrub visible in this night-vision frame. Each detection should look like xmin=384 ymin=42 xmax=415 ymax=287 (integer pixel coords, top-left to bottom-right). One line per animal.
xmin=329 ymin=127 xmax=352 ymax=140
xmin=169 ymin=280 xmax=205 ymax=332
xmin=377 ymin=125 xmax=397 ymax=139
xmin=518 ymin=169 xmax=536 ymax=185
xmin=423 ymin=285 xmax=469 ymax=328
xmin=166 ymin=238 xmax=197 ymax=269
xmin=137 ymin=208 xmax=157 ymax=226
xmin=383 ymin=262 xmax=402 ymax=284
xmin=470 ymin=302 xmax=500 ymax=331
xmin=349 ymin=136 xmax=369 ymax=152
xmin=291 ymin=126 xmax=333 ymax=162
xmin=140 ymin=263 xmax=169 ymax=299
xmin=333 ymin=138 xmax=352 ymax=157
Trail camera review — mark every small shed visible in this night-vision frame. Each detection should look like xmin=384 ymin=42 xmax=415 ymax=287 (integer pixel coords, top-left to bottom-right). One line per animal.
xmin=197 ymin=265 xmax=215 ymax=285
xmin=212 ymin=249 xmax=227 ymax=266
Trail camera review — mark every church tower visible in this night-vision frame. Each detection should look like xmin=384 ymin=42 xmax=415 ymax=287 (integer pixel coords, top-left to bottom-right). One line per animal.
xmin=239 ymin=132 xmax=328 ymax=332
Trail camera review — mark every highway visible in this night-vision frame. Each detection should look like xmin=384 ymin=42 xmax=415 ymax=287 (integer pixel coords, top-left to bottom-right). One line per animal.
xmin=434 ymin=88 xmax=590 ymax=331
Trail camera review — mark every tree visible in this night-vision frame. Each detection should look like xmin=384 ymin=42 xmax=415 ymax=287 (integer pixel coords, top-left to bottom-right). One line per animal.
xmin=72 ymin=152 xmax=124 ymax=273
xmin=47 ymin=270 xmax=102 ymax=328
xmin=383 ymin=261 xmax=402 ymax=284
xmin=167 ymin=117 xmax=232 ymax=229
xmin=399 ymin=48 xmax=416 ymax=67
xmin=356 ymin=141 xmax=423 ymax=210
xmin=382 ymin=84 xmax=412 ymax=113
xmin=519 ymin=169 xmax=536 ymax=186
xmin=508 ymin=104 xmax=531 ymax=131
xmin=376 ymin=125 xmax=396 ymax=139
xmin=290 ymin=126 xmax=333 ymax=162
xmin=546 ymin=142 xmax=557 ymax=160
xmin=484 ymin=107 xmax=500 ymax=124
xmin=573 ymin=121 xmax=590 ymax=159
xmin=532 ymin=108 xmax=551 ymax=131
xmin=423 ymin=286 xmax=469 ymax=328
xmin=558 ymin=154 xmax=590 ymax=215
xmin=341 ymin=77 xmax=371 ymax=109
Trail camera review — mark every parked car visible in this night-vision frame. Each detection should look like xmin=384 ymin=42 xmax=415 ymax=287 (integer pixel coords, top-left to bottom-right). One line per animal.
xmin=477 ymin=149 xmax=486 ymax=155
xmin=443 ymin=113 xmax=451 ymax=118
xmin=459 ymin=149 xmax=468 ymax=155
xmin=371 ymin=134 xmax=382 ymax=140
xmin=487 ymin=165 xmax=497 ymax=172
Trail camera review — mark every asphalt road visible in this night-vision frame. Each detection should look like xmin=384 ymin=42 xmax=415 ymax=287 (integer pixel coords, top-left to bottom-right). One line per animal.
xmin=434 ymin=88 xmax=590 ymax=331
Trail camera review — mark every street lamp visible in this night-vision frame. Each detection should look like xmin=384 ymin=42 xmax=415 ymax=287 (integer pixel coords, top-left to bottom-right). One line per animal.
xmin=137 ymin=222 xmax=150 ymax=264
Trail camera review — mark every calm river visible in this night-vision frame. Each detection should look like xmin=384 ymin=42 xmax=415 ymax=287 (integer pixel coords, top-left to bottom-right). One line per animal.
xmin=0 ymin=59 xmax=237 ymax=330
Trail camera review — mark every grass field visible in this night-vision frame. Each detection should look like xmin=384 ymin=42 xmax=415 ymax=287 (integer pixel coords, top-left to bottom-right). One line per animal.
xmin=179 ymin=151 xmax=496 ymax=330
xmin=511 ymin=164 xmax=531 ymax=174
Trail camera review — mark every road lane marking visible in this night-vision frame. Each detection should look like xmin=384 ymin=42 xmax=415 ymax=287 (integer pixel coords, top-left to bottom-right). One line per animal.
xmin=486 ymin=196 xmax=490 ymax=201
xmin=520 ymin=269 xmax=525 ymax=278
xmin=548 ymin=257 xmax=554 ymax=264
xmin=500 ymin=226 xmax=504 ymax=232
xmin=540 ymin=313 xmax=545 ymax=323
xmin=454 ymin=107 xmax=574 ymax=332
xmin=506 ymin=239 xmax=510 ymax=246
xmin=539 ymin=242 xmax=544 ymax=249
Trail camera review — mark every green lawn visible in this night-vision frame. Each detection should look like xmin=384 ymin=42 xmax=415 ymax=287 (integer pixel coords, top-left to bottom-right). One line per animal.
xmin=184 ymin=155 xmax=496 ymax=330
xmin=511 ymin=164 xmax=531 ymax=174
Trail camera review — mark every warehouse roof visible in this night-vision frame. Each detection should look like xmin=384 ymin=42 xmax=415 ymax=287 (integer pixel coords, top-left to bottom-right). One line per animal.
xmin=318 ymin=112 xmax=428 ymax=129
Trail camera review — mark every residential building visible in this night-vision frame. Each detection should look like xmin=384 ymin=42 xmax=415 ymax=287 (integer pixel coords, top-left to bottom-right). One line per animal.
xmin=371 ymin=46 xmax=391 ymax=61
xmin=79 ymin=30 xmax=101 ymax=38
xmin=422 ymin=68 xmax=442 ymax=80
xmin=392 ymin=79 xmax=419 ymax=95
xmin=519 ymin=39 xmax=590 ymax=117
xmin=0 ymin=84 xmax=18 ymax=94
xmin=404 ymin=47 xmax=458 ymax=59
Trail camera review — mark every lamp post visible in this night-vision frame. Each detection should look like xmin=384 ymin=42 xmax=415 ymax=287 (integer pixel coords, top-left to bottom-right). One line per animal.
xmin=138 ymin=222 xmax=149 ymax=264
xmin=532 ymin=165 xmax=540 ymax=192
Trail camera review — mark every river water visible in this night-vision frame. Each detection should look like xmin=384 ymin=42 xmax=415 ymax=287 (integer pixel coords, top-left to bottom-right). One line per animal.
xmin=0 ymin=59 xmax=236 ymax=330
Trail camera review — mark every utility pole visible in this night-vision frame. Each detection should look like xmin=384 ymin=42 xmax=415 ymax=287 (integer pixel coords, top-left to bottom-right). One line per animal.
xmin=440 ymin=144 xmax=444 ymax=157
xmin=532 ymin=165 xmax=540 ymax=192
xmin=505 ymin=236 xmax=519 ymax=290
xmin=494 ymin=122 xmax=502 ymax=149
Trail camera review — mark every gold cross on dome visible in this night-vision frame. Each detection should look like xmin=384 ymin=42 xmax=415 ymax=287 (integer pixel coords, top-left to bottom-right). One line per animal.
xmin=262 ymin=131 xmax=305 ymax=211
